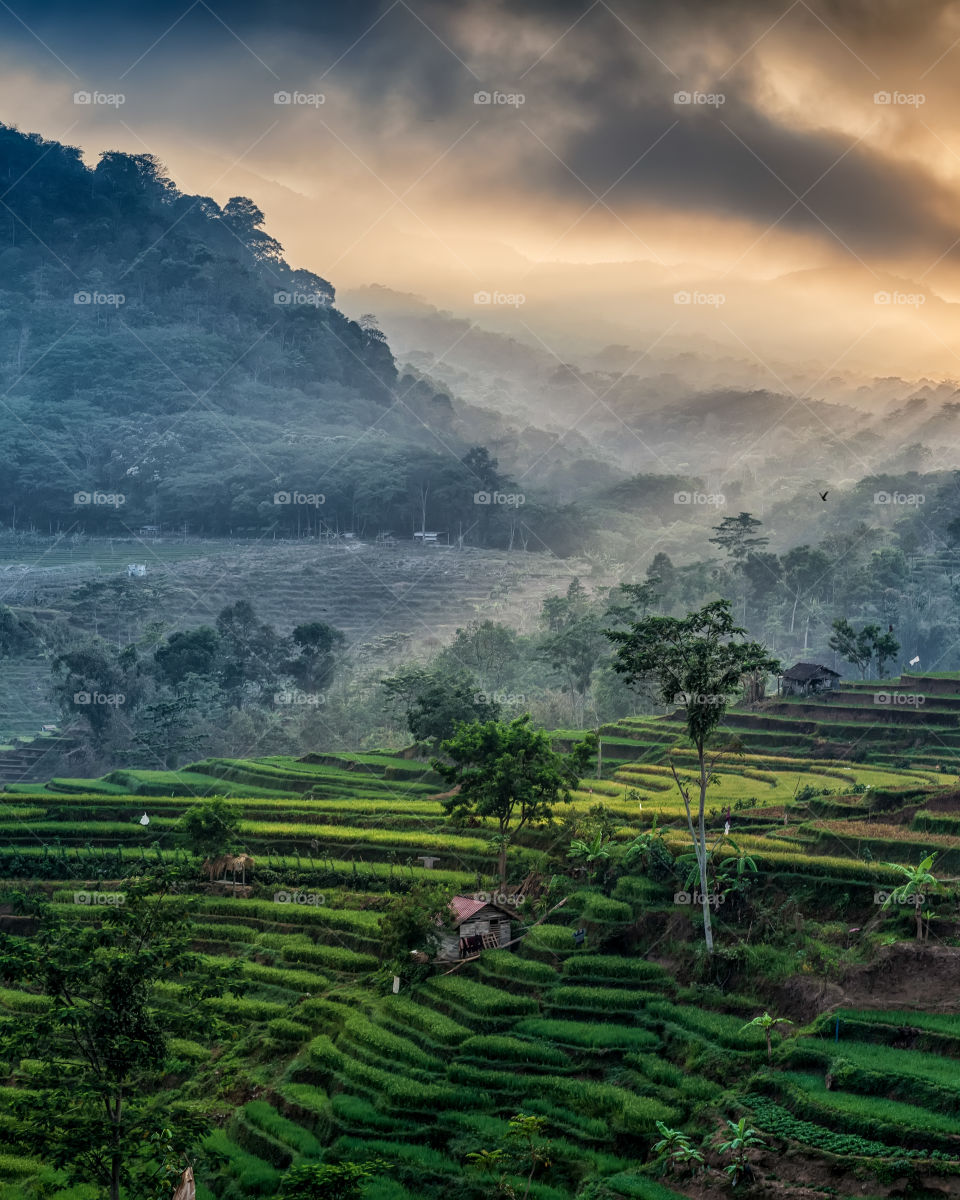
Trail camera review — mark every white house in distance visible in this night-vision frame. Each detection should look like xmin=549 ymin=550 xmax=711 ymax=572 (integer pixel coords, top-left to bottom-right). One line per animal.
xmin=436 ymin=895 xmax=515 ymax=961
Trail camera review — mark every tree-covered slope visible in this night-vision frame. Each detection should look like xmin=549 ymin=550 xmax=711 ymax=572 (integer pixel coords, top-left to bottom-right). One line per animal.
xmin=0 ymin=125 xmax=548 ymax=544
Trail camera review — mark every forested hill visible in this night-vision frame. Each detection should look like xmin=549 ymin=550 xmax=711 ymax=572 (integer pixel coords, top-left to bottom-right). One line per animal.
xmin=0 ymin=124 xmax=546 ymax=542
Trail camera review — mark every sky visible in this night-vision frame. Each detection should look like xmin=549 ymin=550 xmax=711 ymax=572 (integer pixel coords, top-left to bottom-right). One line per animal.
xmin=4 ymin=0 xmax=960 ymax=381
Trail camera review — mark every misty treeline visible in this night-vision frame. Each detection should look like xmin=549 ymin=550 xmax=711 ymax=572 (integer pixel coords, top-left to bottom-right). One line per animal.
xmin=0 ymin=577 xmax=646 ymax=772
xmin=5 ymin=471 xmax=958 ymax=771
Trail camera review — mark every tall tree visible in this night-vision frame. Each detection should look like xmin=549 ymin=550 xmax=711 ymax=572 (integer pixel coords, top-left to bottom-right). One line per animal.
xmin=536 ymin=581 xmax=607 ymax=726
xmin=709 ymin=512 xmax=769 ymax=569
xmin=605 ymin=599 xmax=778 ymax=952
xmin=285 ymin=621 xmax=345 ymax=692
xmin=828 ymin=618 xmax=892 ymax=679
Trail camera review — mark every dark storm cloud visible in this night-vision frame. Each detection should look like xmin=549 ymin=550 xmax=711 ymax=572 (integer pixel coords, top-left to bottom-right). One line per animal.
xmin=536 ymin=87 xmax=959 ymax=256
xmin=5 ymin=0 xmax=959 ymax=260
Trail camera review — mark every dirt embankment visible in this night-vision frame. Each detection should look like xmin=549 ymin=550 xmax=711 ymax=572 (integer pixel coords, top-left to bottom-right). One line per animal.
xmin=840 ymin=941 xmax=960 ymax=1010
xmin=773 ymin=942 xmax=960 ymax=1023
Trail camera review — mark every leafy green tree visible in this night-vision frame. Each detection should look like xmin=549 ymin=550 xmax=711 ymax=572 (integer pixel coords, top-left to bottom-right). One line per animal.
xmin=154 ymin=626 xmax=220 ymax=685
xmin=131 ymin=684 xmax=214 ymax=769
xmin=741 ymin=1010 xmax=793 ymax=1065
xmin=709 ymin=512 xmax=768 ymax=568
xmin=605 ymin=599 xmax=778 ymax=953
xmin=216 ymin=600 xmax=285 ymax=706
xmin=382 ymin=666 xmax=500 ymax=745
xmin=440 ymin=619 xmax=518 ymax=691
xmin=536 ymin=580 xmax=607 ymax=726
xmin=881 ymin=852 xmax=937 ymax=941
xmin=221 ymin=194 xmax=284 ymax=263
xmin=604 ymin=580 xmax=661 ymax=628
xmin=620 ymin=816 xmax=669 ymax=877
xmin=275 ymin=1159 xmax=390 ymax=1200
xmin=51 ymin=639 xmax=144 ymax=748
xmin=828 ymin=618 xmax=875 ymax=679
xmin=567 ymin=826 xmax=611 ymax=883
xmin=871 ymin=628 xmax=900 ymax=678
xmin=377 ymin=881 xmax=451 ymax=974
xmin=433 ymin=715 xmax=595 ymax=887
xmin=0 ymin=604 xmax=40 ymax=656
xmin=179 ymin=796 xmax=242 ymax=859
xmin=781 ymin=545 xmax=831 ymax=635
xmin=713 ymin=838 xmax=759 ymax=903
xmin=0 ymin=871 xmax=241 ymax=1200
xmin=285 ymin=621 xmax=345 ymax=692
xmin=740 ymin=550 xmax=782 ymax=624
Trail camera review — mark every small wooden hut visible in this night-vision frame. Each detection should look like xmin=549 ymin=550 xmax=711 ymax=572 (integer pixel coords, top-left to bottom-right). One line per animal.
xmin=780 ymin=662 xmax=840 ymax=697
xmin=436 ymin=895 xmax=515 ymax=961
xmin=202 ymin=853 xmax=254 ymax=893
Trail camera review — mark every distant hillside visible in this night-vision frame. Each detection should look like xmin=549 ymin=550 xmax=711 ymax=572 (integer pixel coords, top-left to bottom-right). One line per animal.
xmin=0 ymin=124 xmax=589 ymax=552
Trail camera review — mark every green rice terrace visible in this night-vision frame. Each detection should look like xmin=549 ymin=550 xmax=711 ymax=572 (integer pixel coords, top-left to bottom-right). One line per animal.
xmin=1 ymin=699 xmax=960 ymax=1200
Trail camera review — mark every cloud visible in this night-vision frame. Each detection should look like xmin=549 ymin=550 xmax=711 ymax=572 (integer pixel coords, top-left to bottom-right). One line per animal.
xmin=3 ymin=0 xmax=960 ymax=270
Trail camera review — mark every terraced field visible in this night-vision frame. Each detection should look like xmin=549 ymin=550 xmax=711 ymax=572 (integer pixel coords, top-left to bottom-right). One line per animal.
xmin=595 ymin=670 xmax=960 ymax=774
xmin=0 ymin=539 xmax=598 ymax=645
xmin=0 ymin=741 xmax=958 ymax=1198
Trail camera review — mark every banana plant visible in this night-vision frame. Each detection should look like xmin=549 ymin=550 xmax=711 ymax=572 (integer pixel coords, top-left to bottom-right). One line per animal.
xmin=652 ymin=1121 xmax=704 ymax=1178
xmin=881 ymin=852 xmax=937 ymax=941
xmin=715 ymin=838 xmax=758 ymax=899
xmin=718 ymin=1117 xmax=767 ymax=1187
xmin=741 ymin=1009 xmax=793 ymax=1064
xmin=567 ymin=827 xmax=611 ymax=883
